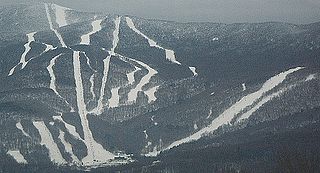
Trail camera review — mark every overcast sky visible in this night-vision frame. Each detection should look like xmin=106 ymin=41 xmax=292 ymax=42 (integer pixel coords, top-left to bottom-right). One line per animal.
xmin=1 ymin=0 xmax=320 ymax=24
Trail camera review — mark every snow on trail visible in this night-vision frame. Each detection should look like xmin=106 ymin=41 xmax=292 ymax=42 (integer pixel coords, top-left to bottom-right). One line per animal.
xmin=8 ymin=32 xmax=36 ymax=76
xmin=125 ymin=56 xmax=158 ymax=103
xmin=33 ymin=121 xmax=67 ymax=165
xmin=80 ymin=19 xmax=103 ymax=45
xmin=125 ymin=17 xmax=181 ymax=65
xmin=108 ymin=87 xmax=121 ymax=108
xmin=51 ymin=4 xmax=70 ymax=28
xmin=16 ymin=122 xmax=30 ymax=138
xmin=73 ymin=51 xmax=114 ymax=165
xmin=47 ymin=54 xmax=75 ymax=112
xmin=7 ymin=150 xmax=28 ymax=164
xmin=144 ymin=86 xmax=160 ymax=103
xmin=127 ymin=66 xmax=141 ymax=85
xmin=146 ymin=67 xmax=303 ymax=156
xmin=206 ymin=108 xmax=213 ymax=119
xmin=53 ymin=116 xmax=82 ymax=140
xmin=93 ymin=17 xmax=121 ymax=115
xmin=58 ymin=130 xmax=80 ymax=164
xmin=84 ymin=53 xmax=98 ymax=101
xmin=45 ymin=3 xmax=67 ymax=47
xmin=237 ymin=88 xmax=289 ymax=122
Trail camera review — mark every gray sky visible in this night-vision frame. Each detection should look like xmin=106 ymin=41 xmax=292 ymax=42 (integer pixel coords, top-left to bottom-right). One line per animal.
xmin=1 ymin=0 xmax=320 ymax=24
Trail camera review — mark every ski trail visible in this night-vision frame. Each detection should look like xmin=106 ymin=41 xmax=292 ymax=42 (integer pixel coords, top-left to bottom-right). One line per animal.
xmin=16 ymin=122 xmax=31 ymax=138
xmin=7 ymin=150 xmax=28 ymax=164
xmin=116 ymin=53 xmax=159 ymax=104
xmin=51 ymin=3 xmax=70 ymax=28
xmin=73 ymin=51 xmax=114 ymax=166
xmin=84 ymin=52 xmax=97 ymax=101
xmin=127 ymin=66 xmax=141 ymax=85
xmin=146 ymin=67 xmax=303 ymax=156
xmin=108 ymin=87 xmax=121 ymax=108
xmin=126 ymin=57 xmax=158 ymax=103
xmin=237 ymin=88 xmax=289 ymax=122
xmin=80 ymin=19 xmax=103 ymax=45
xmin=47 ymin=54 xmax=75 ymax=112
xmin=125 ymin=17 xmax=181 ymax=65
xmin=45 ymin=3 xmax=67 ymax=47
xmin=33 ymin=121 xmax=67 ymax=165
xmin=53 ymin=115 xmax=82 ymax=141
xmin=92 ymin=16 xmax=121 ymax=115
xmin=144 ymin=86 xmax=160 ymax=103
xmin=8 ymin=32 xmax=36 ymax=76
xmin=58 ymin=129 xmax=80 ymax=164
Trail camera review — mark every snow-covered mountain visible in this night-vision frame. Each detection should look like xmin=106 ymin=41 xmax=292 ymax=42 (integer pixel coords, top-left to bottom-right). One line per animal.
xmin=0 ymin=3 xmax=320 ymax=172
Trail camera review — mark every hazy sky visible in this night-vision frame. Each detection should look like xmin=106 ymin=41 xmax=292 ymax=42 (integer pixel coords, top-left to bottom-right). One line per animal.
xmin=1 ymin=0 xmax=320 ymax=24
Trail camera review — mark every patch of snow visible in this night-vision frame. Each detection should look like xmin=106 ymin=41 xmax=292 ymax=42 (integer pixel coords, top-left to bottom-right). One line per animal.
xmin=206 ymin=108 xmax=213 ymax=119
xmin=189 ymin=67 xmax=198 ymax=76
xmin=108 ymin=87 xmax=121 ymax=108
xmin=7 ymin=150 xmax=28 ymax=164
xmin=305 ymin=74 xmax=316 ymax=81
xmin=80 ymin=19 xmax=103 ymax=45
xmin=151 ymin=116 xmax=158 ymax=126
xmin=126 ymin=66 xmax=141 ymax=85
xmin=146 ymin=67 xmax=303 ymax=156
xmin=212 ymin=37 xmax=219 ymax=41
xmin=8 ymin=32 xmax=36 ymax=76
xmin=144 ymin=86 xmax=160 ymax=103
xmin=194 ymin=124 xmax=198 ymax=130
xmin=242 ymin=83 xmax=247 ymax=91
xmin=33 ymin=121 xmax=67 ymax=165
xmin=16 ymin=122 xmax=30 ymax=138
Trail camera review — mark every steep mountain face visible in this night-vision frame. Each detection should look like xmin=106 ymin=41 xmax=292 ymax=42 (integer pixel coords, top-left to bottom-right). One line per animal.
xmin=0 ymin=3 xmax=320 ymax=172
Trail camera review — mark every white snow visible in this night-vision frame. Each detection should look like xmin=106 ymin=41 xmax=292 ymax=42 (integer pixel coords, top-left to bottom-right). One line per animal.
xmin=73 ymin=51 xmax=115 ymax=166
xmin=47 ymin=54 xmax=75 ymax=112
xmin=126 ymin=57 xmax=158 ymax=103
xmin=237 ymin=88 xmax=288 ymax=122
xmin=194 ymin=124 xmax=198 ymax=130
xmin=53 ymin=116 xmax=82 ymax=140
xmin=242 ymin=83 xmax=247 ymax=91
xmin=144 ymin=86 xmax=160 ymax=103
xmin=16 ymin=122 xmax=30 ymax=138
xmin=45 ymin=3 xmax=67 ymax=47
xmin=7 ymin=150 xmax=28 ymax=164
xmin=33 ymin=121 xmax=67 ymax=165
xmin=51 ymin=4 xmax=70 ymax=28
xmin=80 ymin=19 xmax=103 ymax=45
xmin=126 ymin=66 xmax=141 ymax=85
xmin=108 ymin=87 xmax=121 ymax=108
xmin=84 ymin=53 xmax=97 ymax=101
xmin=146 ymin=67 xmax=303 ymax=156
xmin=93 ymin=17 xmax=121 ymax=115
xmin=8 ymin=32 xmax=36 ymax=76
xmin=125 ymin=17 xmax=182 ymax=65
xmin=206 ymin=108 xmax=213 ymax=119
xmin=189 ymin=67 xmax=198 ymax=76
xmin=305 ymin=74 xmax=316 ymax=81
xmin=151 ymin=116 xmax=158 ymax=126
xmin=58 ymin=130 xmax=80 ymax=164
xmin=212 ymin=37 xmax=219 ymax=41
